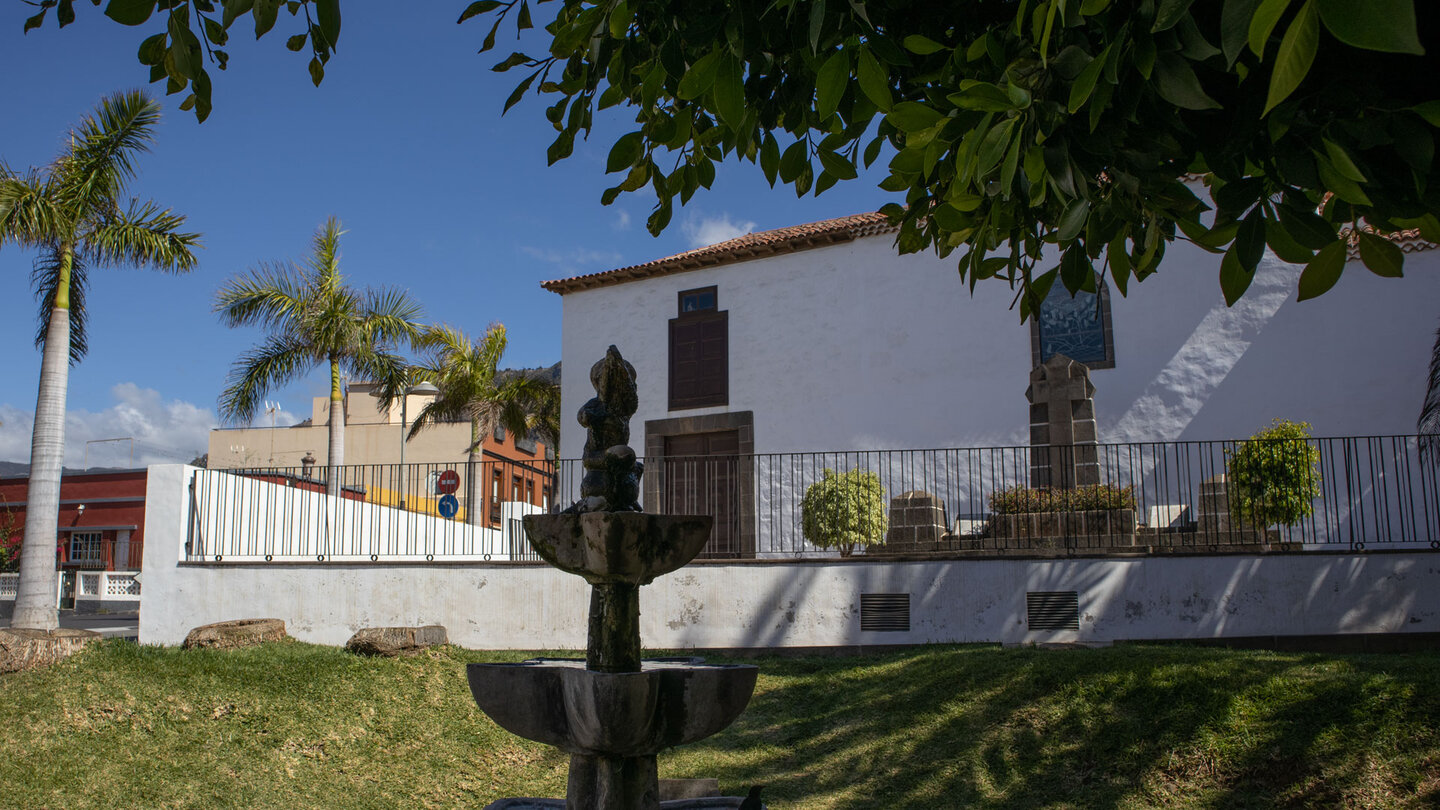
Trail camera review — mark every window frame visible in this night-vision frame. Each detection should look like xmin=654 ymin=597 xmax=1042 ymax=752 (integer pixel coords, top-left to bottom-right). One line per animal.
xmin=1030 ymin=280 xmax=1116 ymax=370
xmin=69 ymin=531 xmax=104 ymax=567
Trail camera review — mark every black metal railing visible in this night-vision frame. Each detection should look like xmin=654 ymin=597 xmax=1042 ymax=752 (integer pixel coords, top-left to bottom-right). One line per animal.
xmin=185 ymin=435 xmax=1439 ymax=562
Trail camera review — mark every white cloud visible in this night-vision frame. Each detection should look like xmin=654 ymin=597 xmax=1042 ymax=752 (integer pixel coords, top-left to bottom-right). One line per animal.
xmin=613 ymin=209 xmax=632 ymax=231
xmin=682 ymin=213 xmax=756 ymax=248
xmin=519 ymin=245 xmax=624 ymax=275
xmin=0 ymin=383 xmax=249 ymax=469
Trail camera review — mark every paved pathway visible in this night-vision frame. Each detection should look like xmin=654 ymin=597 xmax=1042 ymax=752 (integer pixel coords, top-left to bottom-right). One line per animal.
xmin=1 ymin=611 xmax=139 ymax=640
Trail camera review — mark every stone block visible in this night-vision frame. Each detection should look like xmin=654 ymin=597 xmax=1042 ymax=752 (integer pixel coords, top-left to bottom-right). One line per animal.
xmin=883 ymin=491 xmax=947 ymax=551
xmin=0 ymin=627 xmax=102 ymax=673
xmin=346 ymin=625 xmax=449 ymax=657
xmin=183 ymin=618 xmax=289 ymax=650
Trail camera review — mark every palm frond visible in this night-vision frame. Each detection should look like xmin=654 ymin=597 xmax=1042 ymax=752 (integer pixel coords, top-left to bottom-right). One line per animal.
xmin=214 ymin=264 xmax=309 ymax=330
xmin=0 ymin=172 xmax=67 ymax=249
xmin=86 ymin=199 xmax=201 ymax=272
xmin=307 ymin=217 xmax=346 ymax=287
xmin=31 ymin=248 xmax=88 ymax=365
xmin=55 ymin=90 xmax=160 ymax=211
xmin=218 ymin=334 xmax=317 ymax=424
xmin=362 ymin=288 xmax=425 ymax=347
xmin=345 ymin=346 xmax=412 ymax=408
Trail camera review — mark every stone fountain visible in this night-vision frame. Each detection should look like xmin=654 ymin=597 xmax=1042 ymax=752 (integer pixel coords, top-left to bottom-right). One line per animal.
xmin=468 ymin=346 xmax=761 ymax=810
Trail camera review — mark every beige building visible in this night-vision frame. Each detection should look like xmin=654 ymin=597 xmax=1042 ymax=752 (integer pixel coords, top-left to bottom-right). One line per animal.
xmin=207 ymin=383 xmax=553 ymax=522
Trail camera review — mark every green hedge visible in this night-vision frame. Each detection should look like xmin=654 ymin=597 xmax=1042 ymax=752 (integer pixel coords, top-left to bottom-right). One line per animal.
xmin=989 ymin=483 xmax=1136 ymax=514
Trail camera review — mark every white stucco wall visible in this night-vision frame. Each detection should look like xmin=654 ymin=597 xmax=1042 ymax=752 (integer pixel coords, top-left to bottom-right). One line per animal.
xmin=140 ymin=465 xmax=1440 ymax=649
xmin=558 ymin=235 xmax=1440 ymax=457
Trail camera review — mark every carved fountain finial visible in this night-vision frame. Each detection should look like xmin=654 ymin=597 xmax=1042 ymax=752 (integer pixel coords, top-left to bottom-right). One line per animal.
xmin=570 ymin=345 xmax=644 ymax=513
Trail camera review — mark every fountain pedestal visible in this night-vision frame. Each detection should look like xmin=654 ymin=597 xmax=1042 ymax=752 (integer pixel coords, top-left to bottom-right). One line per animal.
xmin=466 ymin=345 xmax=760 ymax=810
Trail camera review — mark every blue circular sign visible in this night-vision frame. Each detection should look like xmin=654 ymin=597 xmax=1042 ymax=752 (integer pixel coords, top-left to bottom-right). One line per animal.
xmin=437 ymin=494 xmax=459 ymax=519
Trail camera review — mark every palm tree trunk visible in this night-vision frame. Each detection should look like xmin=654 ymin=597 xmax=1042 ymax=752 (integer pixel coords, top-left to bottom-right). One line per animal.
xmin=13 ymin=284 xmax=73 ymax=630
xmin=326 ymin=358 xmax=344 ymax=497
xmin=466 ymin=418 xmax=483 ymax=527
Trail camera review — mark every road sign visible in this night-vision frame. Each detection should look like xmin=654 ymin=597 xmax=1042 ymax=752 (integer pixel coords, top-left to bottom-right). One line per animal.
xmin=437 ymin=494 xmax=459 ymax=519
xmin=436 ymin=469 xmax=460 ymax=495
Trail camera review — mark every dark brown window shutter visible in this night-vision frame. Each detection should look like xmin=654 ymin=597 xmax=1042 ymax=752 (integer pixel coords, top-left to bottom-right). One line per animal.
xmin=669 ymin=311 xmax=728 ymax=409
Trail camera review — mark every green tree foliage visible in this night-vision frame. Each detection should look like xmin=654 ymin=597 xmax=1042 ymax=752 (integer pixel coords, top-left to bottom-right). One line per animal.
xmin=27 ymin=1 xmax=1440 ymax=308
xmin=799 ymin=467 xmax=888 ymax=556
xmin=1225 ymin=418 xmax=1321 ymax=528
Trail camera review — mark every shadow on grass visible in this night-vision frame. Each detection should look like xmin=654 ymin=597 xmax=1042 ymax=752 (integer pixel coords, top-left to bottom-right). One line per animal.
xmin=671 ymin=645 xmax=1440 ymax=809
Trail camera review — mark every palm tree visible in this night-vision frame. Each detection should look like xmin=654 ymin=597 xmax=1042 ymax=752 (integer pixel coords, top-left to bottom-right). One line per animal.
xmin=405 ymin=323 xmax=555 ymax=525
xmin=0 ymin=91 xmax=200 ymax=631
xmin=524 ymin=374 xmax=562 ymax=458
xmin=216 ymin=217 xmax=423 ymax=495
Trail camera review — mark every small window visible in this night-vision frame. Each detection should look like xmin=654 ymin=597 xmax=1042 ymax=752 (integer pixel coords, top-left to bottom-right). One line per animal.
xmin=70 ymin=532 xmax=104 ymax=566
xmin=542 ymin=486 xmax=551 ymax=510
xmin=679 ymin=286 xmax=717 ymax=314
xmin=526 ymin=479 xmax=535 ymax=504
xmin=493 ymin=424 xmax=507 ymax=443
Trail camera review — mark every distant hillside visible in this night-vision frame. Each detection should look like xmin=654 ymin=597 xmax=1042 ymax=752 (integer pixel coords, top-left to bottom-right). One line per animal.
xmin=0 ymin=461 xmax=137 ymax=479
xmin=501 ymin=361 xmax=560 ymax=384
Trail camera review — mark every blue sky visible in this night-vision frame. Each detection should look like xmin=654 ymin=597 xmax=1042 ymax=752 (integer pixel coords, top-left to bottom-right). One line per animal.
xmin=0 ymin=4 xmax=891 ymax=467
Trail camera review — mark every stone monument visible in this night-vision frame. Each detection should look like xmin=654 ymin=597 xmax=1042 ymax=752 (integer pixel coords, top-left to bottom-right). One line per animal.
xmin=1026 ymin=353 xmax=1099 ymax=489
xmin=467 ymin=346 xmax=762 ymax=810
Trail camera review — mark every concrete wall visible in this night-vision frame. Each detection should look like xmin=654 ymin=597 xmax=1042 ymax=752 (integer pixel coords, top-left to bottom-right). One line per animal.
xmin=140 ymin=465 xmax=1440 ymax=649
xmin=558 ymin=235 xmax=1440 ymax=457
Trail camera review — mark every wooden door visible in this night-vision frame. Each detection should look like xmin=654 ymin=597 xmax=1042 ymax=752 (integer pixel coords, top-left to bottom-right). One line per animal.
xmin=663 ymin=430 xmax=740 ymax=557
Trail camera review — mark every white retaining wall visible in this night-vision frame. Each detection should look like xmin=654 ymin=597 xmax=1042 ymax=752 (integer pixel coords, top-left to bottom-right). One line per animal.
xmin=140 ymin=465 xmax=1440 ymax=648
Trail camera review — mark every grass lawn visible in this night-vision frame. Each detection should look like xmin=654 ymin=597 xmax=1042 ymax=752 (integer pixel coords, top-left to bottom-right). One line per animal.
xmin=2 ymin=640 xmax=1437 ymax=809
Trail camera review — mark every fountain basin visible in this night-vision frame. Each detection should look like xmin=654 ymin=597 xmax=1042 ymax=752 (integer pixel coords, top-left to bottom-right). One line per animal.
xmin=468 ymin=659 xmax=758 ymax=757
xmin=523 ymin=513 xmax=714 ymax=585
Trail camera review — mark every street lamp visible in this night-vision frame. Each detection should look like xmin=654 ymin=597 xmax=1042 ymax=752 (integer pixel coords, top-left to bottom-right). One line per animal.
xmin=400 ymin=381 xmax=439 ymax=510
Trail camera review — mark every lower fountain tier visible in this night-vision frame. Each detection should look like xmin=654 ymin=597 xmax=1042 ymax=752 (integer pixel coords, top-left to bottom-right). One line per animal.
xmin=468 ymin=659 xmax=758 ymax=757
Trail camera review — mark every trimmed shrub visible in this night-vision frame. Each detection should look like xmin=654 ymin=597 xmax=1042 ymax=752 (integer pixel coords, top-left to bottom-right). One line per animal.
xmin=989 ymin=483 xmax=1136 ymax=514
xmin=1226 ymin=419 xmax=1321 ymax=528
xmin=800 ymin=468 xmax=889 ymax=557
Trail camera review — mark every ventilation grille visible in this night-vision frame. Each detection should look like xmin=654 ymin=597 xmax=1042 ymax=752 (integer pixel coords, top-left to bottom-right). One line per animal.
xmin=1027 ymin=591 xmax=1080 ymax=631
xmin=860 ymin=593 xmax=911 ymax=632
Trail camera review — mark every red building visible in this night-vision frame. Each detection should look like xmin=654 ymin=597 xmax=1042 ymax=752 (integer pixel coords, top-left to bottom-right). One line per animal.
xmin=0 ymin=469 xmax=147 ymax=572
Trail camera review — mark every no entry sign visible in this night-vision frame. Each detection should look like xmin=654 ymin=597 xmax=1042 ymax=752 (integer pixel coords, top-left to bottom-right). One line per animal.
xmin=436 ymin=469 xmax=460 ymax=495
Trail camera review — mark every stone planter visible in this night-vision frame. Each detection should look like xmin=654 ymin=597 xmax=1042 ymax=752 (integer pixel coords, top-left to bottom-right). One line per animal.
xmin=987 ymin=508 xmax=1138 ymax=546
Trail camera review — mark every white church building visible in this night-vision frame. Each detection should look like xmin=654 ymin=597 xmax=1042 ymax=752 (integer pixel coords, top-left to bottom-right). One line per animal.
xmin=543 ymin=212 xmax=1439 ymax=556
xmin=547 ymin=211 xmax=1437 ymax=452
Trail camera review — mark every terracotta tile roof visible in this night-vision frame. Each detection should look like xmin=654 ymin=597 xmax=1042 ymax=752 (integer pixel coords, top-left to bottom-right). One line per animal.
xmin=539 ymin=209 xmax=1436 ymax=295
xmin=1345 ymin=227 xmax=1438 ymax=260
xmin=540 ymin=211 xmax=896 ymax=295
